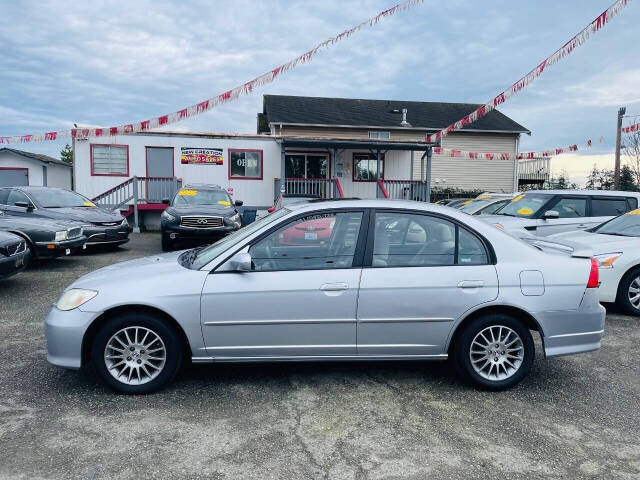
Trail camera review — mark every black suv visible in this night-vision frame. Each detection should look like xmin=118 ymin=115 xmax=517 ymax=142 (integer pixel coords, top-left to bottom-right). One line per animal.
xmin=160 ymin=184 xmax=243 ymax=251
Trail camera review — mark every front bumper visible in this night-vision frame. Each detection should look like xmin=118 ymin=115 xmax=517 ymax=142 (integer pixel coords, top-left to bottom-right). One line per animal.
xmin=536 ymin=288 xmax=606 ymax=358
xmin=162 ymin=224 xmax=238 ymax=241
xmin=45 ymin=305 xmax=99 ymax=369
xmin=35 ymin=236 xmax=87 ymax=259
xmin=83 ymin=225 xmax=130 ymax=246
xmin=0 ymin=248 xmax=31 ymax=278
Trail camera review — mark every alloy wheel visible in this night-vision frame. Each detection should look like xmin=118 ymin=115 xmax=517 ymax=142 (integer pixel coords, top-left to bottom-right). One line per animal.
xmin=627 ymin=276 xmax=640 ymax=310
xmin=104 ymin=326 xmax=166 ymax=385
xmin=469 ymin=325 xmax=524 ymax=381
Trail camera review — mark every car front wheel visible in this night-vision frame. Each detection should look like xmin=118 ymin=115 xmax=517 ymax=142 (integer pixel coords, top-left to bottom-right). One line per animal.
xmin=616 ymin=267 xmax=640 ymax=316
xmin=453 ymin=314 xmax=534 ymax=390
xmin=91 ymin=312 xmax=183 ymax=394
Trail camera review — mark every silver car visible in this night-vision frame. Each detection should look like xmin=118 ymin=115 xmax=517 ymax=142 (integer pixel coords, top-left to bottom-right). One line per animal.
xmin=45 ymin=200 xmax=605 ymax=394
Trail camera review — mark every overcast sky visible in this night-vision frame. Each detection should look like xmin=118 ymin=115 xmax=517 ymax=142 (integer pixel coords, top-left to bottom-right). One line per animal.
xmin=2 ymin=0 xmax=639 ymax=186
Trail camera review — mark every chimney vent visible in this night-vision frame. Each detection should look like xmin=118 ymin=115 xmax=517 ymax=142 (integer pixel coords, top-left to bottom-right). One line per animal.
xmin=400 ymin=108 xmax=411 ymax=127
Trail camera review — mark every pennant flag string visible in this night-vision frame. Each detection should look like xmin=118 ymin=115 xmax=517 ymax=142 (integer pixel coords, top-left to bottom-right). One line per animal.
xmin=623 ymin=121 xmax=640 ymax=134
xmin=0 ymin=0 xmax=425 ymax=144
xmin=426 ymin=0 xmax=632 ymax=143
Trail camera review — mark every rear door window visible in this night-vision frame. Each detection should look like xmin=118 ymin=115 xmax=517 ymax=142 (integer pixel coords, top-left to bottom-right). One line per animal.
xmin=591 ymin=197 xmax=629 ymax=217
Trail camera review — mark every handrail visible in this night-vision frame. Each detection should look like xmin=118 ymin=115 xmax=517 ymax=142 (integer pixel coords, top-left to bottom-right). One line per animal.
xmin=376 ymin=179 xmax=390 ymax=199
xmin=333 ymin=178 xmax=344 ymax=198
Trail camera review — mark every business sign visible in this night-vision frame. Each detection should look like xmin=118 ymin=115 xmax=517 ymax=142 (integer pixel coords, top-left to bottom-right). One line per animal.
xmin=180 ymin=148 xmax=223 ymax=165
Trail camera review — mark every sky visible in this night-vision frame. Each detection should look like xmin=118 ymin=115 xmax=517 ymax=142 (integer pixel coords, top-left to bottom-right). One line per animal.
xmin=1 ymin=0 xmax=640 ymax=187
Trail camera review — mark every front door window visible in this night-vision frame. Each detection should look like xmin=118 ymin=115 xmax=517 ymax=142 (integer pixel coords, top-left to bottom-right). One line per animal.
xmin=285 ymin=153 xmax=329 ymax=179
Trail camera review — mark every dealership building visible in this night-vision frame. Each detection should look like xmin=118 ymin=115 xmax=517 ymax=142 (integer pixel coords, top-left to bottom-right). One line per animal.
xmin=69 ymin=95 xmax=529 ymax=226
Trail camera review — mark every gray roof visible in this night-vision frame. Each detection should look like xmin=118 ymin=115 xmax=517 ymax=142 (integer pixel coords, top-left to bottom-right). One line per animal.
xmin=262 ymin=95 xmax=529 ymax=134
xmin=0 ymin=147 xmax=72 ymax=168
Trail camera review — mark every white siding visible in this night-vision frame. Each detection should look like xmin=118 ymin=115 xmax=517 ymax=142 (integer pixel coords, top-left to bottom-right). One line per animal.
xmin=0 ymin=151 xmax=44 ymax=186
xmin=74 ymin=134 xmax=282 ymax=207
xmin=413 ymin=132 xmax=519 ymax=192
xmin=46 ymin=163 xmax=72 ymax=189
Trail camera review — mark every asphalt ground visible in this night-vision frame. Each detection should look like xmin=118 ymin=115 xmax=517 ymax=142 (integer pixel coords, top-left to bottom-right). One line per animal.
xmin=0 ymin=233 xmax=639 ymax=479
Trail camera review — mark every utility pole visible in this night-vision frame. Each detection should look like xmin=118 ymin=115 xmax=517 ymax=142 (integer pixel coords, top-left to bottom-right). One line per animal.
xmin=614 ymin=106 xmax=626 ymax=189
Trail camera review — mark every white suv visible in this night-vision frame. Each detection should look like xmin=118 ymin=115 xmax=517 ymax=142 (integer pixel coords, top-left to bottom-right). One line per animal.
xmin=480 ymin=190 xmax=640 ymax=236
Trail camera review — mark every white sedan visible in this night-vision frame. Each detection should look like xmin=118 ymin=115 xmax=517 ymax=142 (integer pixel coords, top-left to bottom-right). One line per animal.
xmin=552 ymin=209 xmax=640 ymax=315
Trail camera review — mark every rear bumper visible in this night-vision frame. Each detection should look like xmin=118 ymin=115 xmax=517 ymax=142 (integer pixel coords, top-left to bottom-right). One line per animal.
xmin=34 ymin=236 xmax=86 ymax=258
xmin=536 ymin=289 xmax=606 ymax=358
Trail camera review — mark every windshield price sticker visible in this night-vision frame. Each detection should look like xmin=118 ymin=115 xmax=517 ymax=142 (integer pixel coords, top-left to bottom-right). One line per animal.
xmin=178 ymin=189 xmax=198 ymax=196
xmin=83 ymin=201 xmax=96 ymax=207
xmin=511 ymin=194 xmax=525 ymax=203
xmin=626 ymin=209 xmax=640 ymax=215
xmin=517 ymin=208 xmax=533 ymax=215
xmin=218 ymin=200 xmax=231 ymax=206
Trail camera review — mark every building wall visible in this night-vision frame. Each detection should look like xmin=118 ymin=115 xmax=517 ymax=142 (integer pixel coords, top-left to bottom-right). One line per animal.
xmin=73 ymin=134 xmax=281 ymax=207
xmin=413 ymin=132 xmax=519 ymax=193
xmin=278 ymin=126 xmax=520 ymax=193
xmin=0 ymin=150 xmax=44 ymax=185
xmin=46 ymin=163 xmax=73 ymax=189
xmin=334 ymin=149 xmax=411 ymax=198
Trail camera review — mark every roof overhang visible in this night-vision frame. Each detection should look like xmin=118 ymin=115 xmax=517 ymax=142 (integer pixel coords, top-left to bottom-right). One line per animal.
xmin=281 ymin=138 xmax=439 ymax=151
xmin=271 ymin=122 xmax=530 ymax=135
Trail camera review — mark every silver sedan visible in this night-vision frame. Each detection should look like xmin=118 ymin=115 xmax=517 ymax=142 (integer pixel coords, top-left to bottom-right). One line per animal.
xmin=45 ymin=200 xmax=605 ymax=394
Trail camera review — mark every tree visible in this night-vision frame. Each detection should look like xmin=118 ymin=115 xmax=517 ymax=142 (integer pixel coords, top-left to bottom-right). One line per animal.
xmin=622 ymin=123 xmax=640 ymax=185
xmin=585 ymin=164 xmax=600 ymax=189
xmin=60 ymin=144 xmax=73 ymax=164
xmin=599 ymin=169 xmax=615 ymax=190
xmin=618 ymin=164 xmax=637 ymax=191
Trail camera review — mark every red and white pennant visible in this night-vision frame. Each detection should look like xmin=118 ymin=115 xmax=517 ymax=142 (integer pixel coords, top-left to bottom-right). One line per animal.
xmin=0 ymin=0 xmax=424 ymax=144
xmin=623 ymin=121 xmax=640 ymax=134
xmin=426 ymin=0 xmax=631 ymax=143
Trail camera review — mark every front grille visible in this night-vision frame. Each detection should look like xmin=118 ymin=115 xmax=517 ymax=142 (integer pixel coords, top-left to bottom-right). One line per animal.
xmin=92 ymin=221 xmax=121 ymax=227
xmin=180 ymin=216 xmax=224 ymax=228
xmin=4 ymin=241 xmax=26 ymax=257
xmin=68 ymin=227 xmax=83 ymax=239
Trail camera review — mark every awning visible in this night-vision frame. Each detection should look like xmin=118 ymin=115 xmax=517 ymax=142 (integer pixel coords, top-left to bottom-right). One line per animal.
xmin=281 ymin=137 xmax=439 ymax=151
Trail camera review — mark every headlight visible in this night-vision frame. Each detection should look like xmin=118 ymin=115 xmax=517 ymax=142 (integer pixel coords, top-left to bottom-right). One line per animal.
xmin=56 ymin=288 xmax=98 ymax=311
xmin=161 ymin=210 xmax=175 ymax=222
xmin=594 ymin=252 xmax=622 ymax=269
xmin=121 ymin=217 xmax=128 ymax=226
xmin=54 ymin=230 xmax=68 ymax=242
xmin=225 ymin=212 xmax=241 ymax=226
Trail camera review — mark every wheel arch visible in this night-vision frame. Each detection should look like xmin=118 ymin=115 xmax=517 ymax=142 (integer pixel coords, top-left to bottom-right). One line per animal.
xmin=81 ymin=304 xmax=192 ymax=366
xmin=615 ymin=263 xmax=640 ymax=296
xmin=447 ymin=304 xmax=543 ymax=355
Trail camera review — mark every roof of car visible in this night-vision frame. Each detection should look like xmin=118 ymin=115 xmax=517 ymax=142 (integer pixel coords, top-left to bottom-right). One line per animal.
xmin=526 ymin=190 xmax=640 ymax=197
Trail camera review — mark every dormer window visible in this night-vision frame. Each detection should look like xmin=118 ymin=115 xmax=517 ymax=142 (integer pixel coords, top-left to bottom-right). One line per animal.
xmin=368 ymin=131 xmax=390 ymax=140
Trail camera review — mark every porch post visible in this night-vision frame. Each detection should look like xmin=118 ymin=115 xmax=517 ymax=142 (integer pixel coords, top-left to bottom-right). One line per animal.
xmin=132 ymin=176 xmax=140 ymax=233
xmin=279 ymin=142 xmax=286 ymax=197
xmin=376 ymin=149 xmax=383 ymax=198
xmin=425 ymin=146 xmax=432 ymax=203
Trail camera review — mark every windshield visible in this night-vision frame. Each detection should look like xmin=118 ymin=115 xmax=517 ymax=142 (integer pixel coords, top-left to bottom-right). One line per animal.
xmin=29 ymin=189 xmax=94 ymax=208
xmin=190 ymin=208 xmax=290 ymax=269
xmin=497 ymin=193 xmax=551 ymax=218
xmin=173 ymin=188 xmax=231 ymax=207
xmin=594 ymin=210 xmax=640 ymax=237
xmin=459 ymin=199 xmax=491 ymax=213
xmin=281 ymin=196 xmax=316 ymax=207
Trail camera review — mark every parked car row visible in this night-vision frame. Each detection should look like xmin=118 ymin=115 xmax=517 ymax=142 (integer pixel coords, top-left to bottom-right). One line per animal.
xmin=0 ymin=186 xmax=130 ymax=279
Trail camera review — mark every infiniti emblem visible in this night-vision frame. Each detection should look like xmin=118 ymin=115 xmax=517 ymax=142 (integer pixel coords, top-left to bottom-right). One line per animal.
xmin=197 ymin=218 xmax=208 ymax=225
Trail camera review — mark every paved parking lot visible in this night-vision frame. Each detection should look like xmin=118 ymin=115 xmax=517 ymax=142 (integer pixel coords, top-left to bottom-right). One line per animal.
xmin=0 ymin=233 xmax=639 ymax=479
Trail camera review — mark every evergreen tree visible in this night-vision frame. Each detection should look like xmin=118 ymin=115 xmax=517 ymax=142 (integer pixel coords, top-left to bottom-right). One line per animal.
xmin=585 ymin=164 xmax=600 ymax=189
xmin=599 ymin=169 xmax=614 ymax=190
xmin=60 ymin=144 xmax=73 ymax=164
xmin=619 ymin=165 xmax=637 ymax=191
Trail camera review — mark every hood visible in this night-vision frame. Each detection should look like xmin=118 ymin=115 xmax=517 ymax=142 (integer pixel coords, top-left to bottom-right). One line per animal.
xmin=167 ymin=205 xmax=237 ymax=217
xmin=72 ymin=251 xmax=185 ymax=288
xmin=41 ymin=206 xmax=124 ymax=224
xmin=550 ymin=230 xmax=640 ymax=252
xmin=0 ymin=214 xmax=85 ymax=231
xmin=0 ymin=230 xmax=21 ymax=244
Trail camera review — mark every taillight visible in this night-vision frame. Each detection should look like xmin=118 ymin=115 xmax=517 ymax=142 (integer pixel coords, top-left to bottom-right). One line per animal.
xmin=587 ymin=257 xmax=599 ymax=288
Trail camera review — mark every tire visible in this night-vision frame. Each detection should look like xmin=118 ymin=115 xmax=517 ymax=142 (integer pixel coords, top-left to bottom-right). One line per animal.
xmin=615 ymin=267 xmax=640 ymax=316
xmin=453 ymin=314 xmax=534 ymax=391
xmin=91 ymin=312 xmax=183 ymax=394
xmin=161 ymin=235 xmax=173 ymax=252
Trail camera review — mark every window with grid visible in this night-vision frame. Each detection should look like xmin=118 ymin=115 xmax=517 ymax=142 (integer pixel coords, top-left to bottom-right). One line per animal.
xmin=91 ymin=145 xmax=128 ymax=175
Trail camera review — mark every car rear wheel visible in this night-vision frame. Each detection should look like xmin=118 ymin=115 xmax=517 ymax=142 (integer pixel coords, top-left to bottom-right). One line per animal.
xmin=91 ymin=312 xmax=183 ymax=394
xmin=616 ymin=267 xmax=640 ymax=316
xmin=453 ymin=314 xmax=534 ymax=390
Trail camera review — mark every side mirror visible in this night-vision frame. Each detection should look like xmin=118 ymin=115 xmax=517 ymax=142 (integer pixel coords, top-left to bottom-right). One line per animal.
xmin=234 ymin=200 xmax=243 ymax=207
xmin=543 ymin=210 xmax=559 ymax=220
xmin=14 ymin=201 xmax=34 ymax=211
xmin=267 ymin=207 xmax=275 ymax=214
xmin=221 ymin=252 xmax=252 ymax=272
xmin=162 ymin=198 xmax=170 ymax=205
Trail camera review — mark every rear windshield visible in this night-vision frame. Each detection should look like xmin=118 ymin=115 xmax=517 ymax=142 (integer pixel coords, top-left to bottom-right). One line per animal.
xmin=173 ymin=188 xmax=231 ymax=207
xmin=497 ymin=193 xmax=550 ymax=218
xmin=594 ymin=210 xmax=640 ymax=237
xmin=28 ymin=189 xmax=94 ymax=208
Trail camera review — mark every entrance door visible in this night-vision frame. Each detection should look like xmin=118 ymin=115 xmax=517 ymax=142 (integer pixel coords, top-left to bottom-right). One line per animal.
xmin=0 ymin=168 xmax=28 ymax=187
xmin=145 ymin=147 xmax=174 ymax=202
xmin=284 ymin=153 xmax=329 ymax=196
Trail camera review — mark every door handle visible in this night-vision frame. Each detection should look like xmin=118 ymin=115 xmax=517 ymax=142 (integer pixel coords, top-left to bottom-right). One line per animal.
xmin=458 ymin=280 xmax=484 ymax=289
xmin=320 ymin=283 xmax=349 ymax=291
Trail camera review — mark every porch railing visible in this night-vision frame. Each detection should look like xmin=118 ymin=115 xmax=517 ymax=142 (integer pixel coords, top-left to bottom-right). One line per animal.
xmin=377 ymin=179 xmax=429 ymax=202
xmin=92 ymin=176 xmax=181 ymax=231
xmin=274 ymin=178 xmax=344 ymax=200
xmin=518 ymin=158 xmax=551 ymax=185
